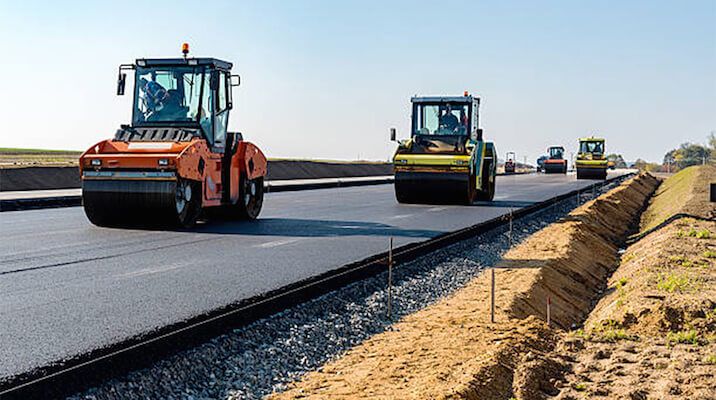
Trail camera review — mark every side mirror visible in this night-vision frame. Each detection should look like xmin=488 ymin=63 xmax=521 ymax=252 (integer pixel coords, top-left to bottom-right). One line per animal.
xmin=117 ymin=73 xmax=127 ymax=96
xmin=230 ymin=74 xmax=241 ymax=87
xmin=390 ymin=128 xmax=396 ymax=142
xmin=476 ymin=128 xmax=483 ymax=141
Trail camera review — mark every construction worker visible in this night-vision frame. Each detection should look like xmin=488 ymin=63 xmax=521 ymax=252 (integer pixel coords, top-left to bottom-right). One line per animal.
xmin=139 ymin=78 xmax=169 ymax=115
xmin=439 ymin=104 xmax=459 ymax=132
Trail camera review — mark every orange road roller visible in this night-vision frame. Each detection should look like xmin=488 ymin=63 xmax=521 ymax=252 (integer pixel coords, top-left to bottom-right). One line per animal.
xmin=79 ymin=45 xmax=267 ymax=227
xmin=543 ymin=146 xmax=568 ymax=173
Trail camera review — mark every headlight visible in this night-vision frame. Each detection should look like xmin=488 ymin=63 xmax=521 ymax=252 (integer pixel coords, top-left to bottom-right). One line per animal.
xmin=90 ymin=159 xmax=101 ymax=166
xmin=158 ymin=159 xmax=169 ymax=166
xmin=452 ymin=160 xmax=469 ymax=165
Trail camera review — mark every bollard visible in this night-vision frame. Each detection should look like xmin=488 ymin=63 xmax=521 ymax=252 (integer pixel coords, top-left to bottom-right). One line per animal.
xmin=387 ymin=237 xmax=393 ymax=319
xmin=490 ymin=268 xmax=496 ymax=323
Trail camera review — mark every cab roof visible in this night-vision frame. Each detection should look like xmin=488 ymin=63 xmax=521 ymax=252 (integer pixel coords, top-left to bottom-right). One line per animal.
xmin=579 ymin=137 xmax=605 ymax=142
xmin=411 ymin=95 xmax=478 ymax=104
xmin=135 ymin=57 xmax=233 ymax=71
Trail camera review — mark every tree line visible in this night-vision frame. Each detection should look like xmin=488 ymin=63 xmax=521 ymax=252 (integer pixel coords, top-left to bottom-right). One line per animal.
xmin=634 ymin=133 xmax=715 ymax=172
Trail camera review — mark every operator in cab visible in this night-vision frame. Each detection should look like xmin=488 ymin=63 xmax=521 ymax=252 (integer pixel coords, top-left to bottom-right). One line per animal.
xmin=439 ymin=104 xmax=459 ymax=132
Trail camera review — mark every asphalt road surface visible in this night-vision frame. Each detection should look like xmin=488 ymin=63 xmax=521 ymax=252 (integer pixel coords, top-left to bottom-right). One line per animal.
xmin=0 ymin=171 xmax=628 ymax=380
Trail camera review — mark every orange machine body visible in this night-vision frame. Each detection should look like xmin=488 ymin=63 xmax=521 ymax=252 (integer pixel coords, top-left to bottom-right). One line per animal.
xmin=79 ymin=137 xmax=266 ymax=209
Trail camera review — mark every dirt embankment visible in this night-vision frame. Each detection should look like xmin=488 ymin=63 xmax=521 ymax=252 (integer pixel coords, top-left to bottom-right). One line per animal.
xmin=268 ymin=173 xmax=659 ymax=400
xmin=549 ymin=165 xmax=715 ymax=400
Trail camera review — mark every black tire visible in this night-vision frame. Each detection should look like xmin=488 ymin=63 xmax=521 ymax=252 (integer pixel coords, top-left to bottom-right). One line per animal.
xmin=476 ymin=161 xmax=496 ymax=201
xmin=464 ymin=173 xmax=477 ymax=205
xmin=236 ymin=176 xmax=264 ymax=220
xmin=395 ymin=183 xmax=413 ymax=204
xmin=174 ymin=179 xmax=202 ymax=228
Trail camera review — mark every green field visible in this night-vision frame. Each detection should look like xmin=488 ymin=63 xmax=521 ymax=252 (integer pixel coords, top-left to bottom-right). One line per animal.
xmin=0 ymin=148 xmax=82 ymax=167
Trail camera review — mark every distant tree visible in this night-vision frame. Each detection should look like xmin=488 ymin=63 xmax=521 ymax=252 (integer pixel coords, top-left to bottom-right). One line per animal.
xmin=662 ymin=139 xmax=711 ymax=171
xmin=634 ymin=158 xmax=661 ymax=172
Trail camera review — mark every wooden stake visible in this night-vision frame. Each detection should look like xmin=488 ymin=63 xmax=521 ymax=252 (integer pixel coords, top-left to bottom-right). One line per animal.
xmin=547 ymin=296 xmax=551 ymax=327
xmin=508 ymin=208 xmax=513 ymax=247
xmin=387 ymin=237 xmax=393 ymax=319
xmin=490 ymin=268 xmax=496 ymax=323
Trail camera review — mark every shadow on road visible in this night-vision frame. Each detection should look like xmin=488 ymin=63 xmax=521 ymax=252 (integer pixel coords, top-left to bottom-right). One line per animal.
xmin=194 ymin=218 xmax=443 ymax=238
xmin=473 ymin=200 xmax=536 ymax=208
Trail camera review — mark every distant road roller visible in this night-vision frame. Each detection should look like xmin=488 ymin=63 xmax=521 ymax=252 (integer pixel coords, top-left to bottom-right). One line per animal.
xmin=79 ymin=45 xmax=267 ymax=227
xmin=543 ymin=146 xmax=568 ymax=174
xmin=390 ymin=94 xmax=496 ymax=204
xmin=575 ymin=137 xmax=607 ymax=179
xmin=504 ymin=152 xmax=516 ymax=174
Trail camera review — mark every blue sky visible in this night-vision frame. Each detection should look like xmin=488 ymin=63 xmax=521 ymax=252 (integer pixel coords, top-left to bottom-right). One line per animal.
xmin=1 ymin=0 xmax=714 ymax=163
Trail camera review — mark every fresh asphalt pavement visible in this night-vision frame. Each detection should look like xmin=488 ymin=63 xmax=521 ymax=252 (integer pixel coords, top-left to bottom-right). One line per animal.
xmin=0 ymin=171 xmax=627 ymax=380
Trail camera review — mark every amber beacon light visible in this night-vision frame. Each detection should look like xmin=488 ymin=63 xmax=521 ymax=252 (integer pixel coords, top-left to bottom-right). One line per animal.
xmin=182 ymin=43 xmax=190 ymax=58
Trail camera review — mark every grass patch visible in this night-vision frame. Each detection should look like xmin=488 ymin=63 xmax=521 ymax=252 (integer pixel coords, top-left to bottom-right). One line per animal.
xmin=704 ymin=354 xmax=716 ymax=365
xmin=703 ymin=250 xmax=716 ymax=259
xmin=599 ymin=328 xmax=634 ymax=342
xmin=667 ymin=330 xmax=705 ymax=346
xmin=696 ymin=229 xmax=711 ymax=239
xmin=621 ymin=253 xmax=635 ymax=263
xmin=640 ymin=166 xmax=699 ymax=232
xmin=590 ymin=321 xmax=638 ymax=343
xmin=0 ymin=147 xmax=81 ymax=155
xmin=656 ymin=272 xmax=692 ymax=292
xmin=573 ymin=382 xmax=587 ymax=392
xmin=684 ymin=228 xmax=712 ymax=239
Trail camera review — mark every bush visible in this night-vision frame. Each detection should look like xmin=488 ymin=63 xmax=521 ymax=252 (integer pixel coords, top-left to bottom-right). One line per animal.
xmin=656 ymin=273 xmax=691 ymax=292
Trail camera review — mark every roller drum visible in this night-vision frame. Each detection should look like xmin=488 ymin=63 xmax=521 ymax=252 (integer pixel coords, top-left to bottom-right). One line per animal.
xmin=82 ymin=179 xmax=193 ymax=227
xmin=394 ymin=172 xmax=470 ymax=204
xmin=544 ymin=162 xmax=566 ymax=174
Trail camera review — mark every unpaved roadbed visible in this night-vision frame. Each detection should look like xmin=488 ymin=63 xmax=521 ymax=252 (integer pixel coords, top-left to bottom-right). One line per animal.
xmin=269 ymin=174 xmax=659 ymax=399
xmin=550 ymin=165 xmax=715 ymax=400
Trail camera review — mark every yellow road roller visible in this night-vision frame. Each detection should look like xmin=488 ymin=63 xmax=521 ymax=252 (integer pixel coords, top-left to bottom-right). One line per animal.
xmin=390 ymin=94 xmax=496 ymax=204
xmin=575 ymin=136 xmax=608 ymax=179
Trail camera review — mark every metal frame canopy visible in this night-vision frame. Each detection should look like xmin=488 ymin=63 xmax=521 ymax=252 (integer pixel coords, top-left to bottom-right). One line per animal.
xmin=135 ymin=58 xmax=233 ymax=71
xmin=411 ymin=95 xmax=479 ymax=104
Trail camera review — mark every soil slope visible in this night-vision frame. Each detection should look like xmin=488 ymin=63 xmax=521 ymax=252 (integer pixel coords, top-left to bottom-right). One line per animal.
xmin=549 ymin=165 xmax=715 ymax=400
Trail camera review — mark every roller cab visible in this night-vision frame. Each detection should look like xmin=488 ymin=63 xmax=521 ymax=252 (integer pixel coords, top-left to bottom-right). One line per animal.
xmin=390 ymin=94 xmax=496 ymax=204
xmin=504 ymin=151 xmax=516 ymax=174
xmin=575 ymin=137 xmax=607 ymax=180
xmin=80 ymin=48 xmax=267 ymax=227
xmin=543 ymin=146 xmax=568 ymax=174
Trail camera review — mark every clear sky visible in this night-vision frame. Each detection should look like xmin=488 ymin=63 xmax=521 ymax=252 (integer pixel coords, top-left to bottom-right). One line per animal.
xmin=1 ymin=0 xmax=714 ymax=163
